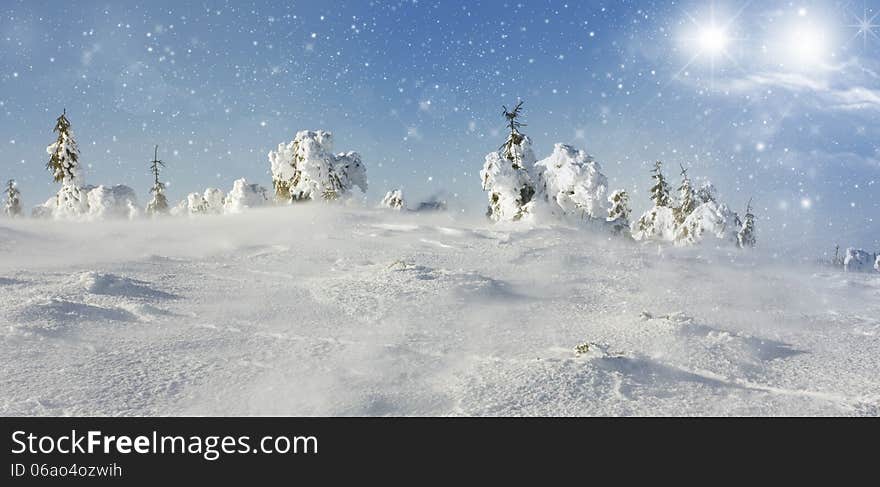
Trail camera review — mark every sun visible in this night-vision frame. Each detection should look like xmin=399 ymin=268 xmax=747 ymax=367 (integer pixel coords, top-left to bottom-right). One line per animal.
xmin=697 ymin=24 xmax=730 ymax=56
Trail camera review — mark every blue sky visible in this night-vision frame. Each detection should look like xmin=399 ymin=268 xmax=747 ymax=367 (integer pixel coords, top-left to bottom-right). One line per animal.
xmin=1 ymin=0 xmax=878 ymax=253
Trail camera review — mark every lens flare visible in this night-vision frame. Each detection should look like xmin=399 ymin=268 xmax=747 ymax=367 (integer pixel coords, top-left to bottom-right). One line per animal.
xmin=698 ymin=25 xmax=729 ymax=56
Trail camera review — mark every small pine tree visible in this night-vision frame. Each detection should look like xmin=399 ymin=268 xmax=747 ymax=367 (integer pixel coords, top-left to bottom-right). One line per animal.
xmin=501 ymin=102 xmax=527 ymax=168
xmin=501 ymin=102 xmax=535 ymax=207
xmin=606 ymin=189 xmax=631 ymax=235
xmin=46 ymin=109 xmax=80 ymax=183
xmin=673 ymin=163 xmax=696 ymax=225
xmin=633 ymin=161 xmax=676 ymax=241
xmin=737 ymin=199 xmax=756 ymax=249
xmin=3 ymin=179 xmax=22 ymax=217
xmin=481 ymin=101 xmax=537 ymax=221
xmin=146 ymin=145 xmax=169 ymax=216
xmin=649 ymin=160 xmax=671 ymax=208
xmin=46 ymin=109 xmax=87 ymax=216
xmin=380 ymin=189 xmax=405 ymax=210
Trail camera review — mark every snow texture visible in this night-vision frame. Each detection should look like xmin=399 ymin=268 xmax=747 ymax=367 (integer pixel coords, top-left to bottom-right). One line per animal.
xmin=632 ymin=206 xmax=677 ymax=242
xmin=534 ymin=143 xmax=608 ymax=220
xmin=85 ymin=185 xmax=140 ymax=220
xmin=2 ymin=206 xmax=879 ymax=416
xmin=675 ymin=200 xmax=737 ymax=246
xmin=223 ymin=179 xmax=269 ymax=214
xmin=479 ymin=136 xmax=537 ymax=222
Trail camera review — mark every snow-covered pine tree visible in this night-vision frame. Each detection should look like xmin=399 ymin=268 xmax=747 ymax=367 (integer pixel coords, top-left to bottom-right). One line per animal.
xmin=737 ymin=198 xmax=756 ymax=249
xmin=268 ymin=130 xmax=367 ymax=203
xmin=46 ymin=109 xmax=88 ymax=217
xmin=3 ymin=179 xmax=22 ymax=217
xmin=649 ymin=160 xmax=671 ymax=208
xmin=146 ymin=145 xmax=169 ymax=216
xmin=480 ymin=101 xmax=537 ymax=222
xmin=632 ymin=161 xmax=676 ymax=241
xmin=500 ymin=102 xmax=528 ymax=170
xmin=380 ymin=189 xmax=405 ymax=210
xmin=697 ymin=181 xmax=717 ymax=204
xmin=606 ymin=189 xmax=631 ymax=235
xmin=673 ymin=163 xmax=696 ymax=226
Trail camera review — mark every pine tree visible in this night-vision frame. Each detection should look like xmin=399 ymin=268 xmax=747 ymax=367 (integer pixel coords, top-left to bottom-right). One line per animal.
xmin=146 ymin=145 xmax=169 ymax=216
xmin=500 ymin=101 xmax=535 ymax=207
xmin=46 ymin=109 xmax=80 ymax=183
xmin=737 ymin=199 xmax=756 ymax=249
xmin=673 ymin=163 xmax=696 ymax=225
xmin=649 ymin=160 xmax=671 ymax=208
xmin=481 ymin=101 xmax=537 ymax=221
xmin=3 ymin=179 xmax=22 ymax=217
xmin=633 ymin=161 xmax=676 ymax=241
xmin=46 ymin=109 xmax=87 ymax=217
xmin=380 ymin=189 xmax=405 ymax=210
xmin=268 ymin=131 xmax=367 ymax=203
xmin=606 ymin=189 xmax=631 ymax=235
xmin=501 ymin=102 xmax=526 ymax=167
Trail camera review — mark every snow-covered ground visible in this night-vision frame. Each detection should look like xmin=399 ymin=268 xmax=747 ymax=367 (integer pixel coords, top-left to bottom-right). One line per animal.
xmin=1 ymin=206 xmax=878 ymax=416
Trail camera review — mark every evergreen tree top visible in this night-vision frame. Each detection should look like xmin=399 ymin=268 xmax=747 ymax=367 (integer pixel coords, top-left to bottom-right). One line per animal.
xmin=149 ymin=145 xmax=167 ymax=193
xmin=54 ymin=108 xmax=71 ymax=133
xmin=46 ymin=109 xmax=80 ymax=183
xmin=678 ymin=163 xmax=691 ymax=185
xmin=502 ymin=101 xmax=526 ymax=135
xmin=649 ymin=161 xmax=671 ymax=207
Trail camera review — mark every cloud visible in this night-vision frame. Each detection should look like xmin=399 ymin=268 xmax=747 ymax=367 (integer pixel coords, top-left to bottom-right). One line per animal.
xmin=717 ymin=60 xmax=880 ymax=112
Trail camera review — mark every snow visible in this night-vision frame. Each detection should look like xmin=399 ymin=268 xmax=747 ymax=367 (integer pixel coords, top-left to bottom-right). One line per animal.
xmin=534 ymin=143 xmax=608 ymax=220
xmin=85 ymin=185 xmax=140 ymax=220
xmin=268 ymin=130 xmax=367 ymax=202
xmin=479 ymin=136 xmax=537 ymax=222
xmin=675 ymin=200 xmax=737 ymax=246
xmin=379 ymin=189 xmax=405 ymax=210
xmin=1 ymin=206 xmax=878 ymax=416
xmin=844 ymin=248 xmax=875 ymax=273
xmin=202 ymin=188 xmax=225 ymax=214
xmin=632 ymin=206 xmax=677 ymax=242
xmin=223 ymin=178 xmax=269 ymax=214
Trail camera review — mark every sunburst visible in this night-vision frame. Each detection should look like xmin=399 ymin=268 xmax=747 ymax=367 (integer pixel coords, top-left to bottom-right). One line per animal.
xmin=848 ymin=4 xmax=880 ymax=50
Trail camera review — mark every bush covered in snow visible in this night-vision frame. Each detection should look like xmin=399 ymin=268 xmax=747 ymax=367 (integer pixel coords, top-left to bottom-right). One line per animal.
xmin=875 ymin=255 xmax=880 ymax=273
xmin=534 ymin=143 xmax=608 ymax=221
xmin=3 ymin=180 xmax=22 ymax=218
xmin=380 ymin=189 xmax=405 ymax=210
xmin=175 ymin=188 xmax=225 ymax=216
xmin=632 ymin=206 xmax=676 ymax=242
xmin=844 ymin=248 xmax=875 ymax=273
xmin=85 ymin=185 xmax=140 ymax=220
xmin=606 ymin=189 xmax=631 ymax=235
xmin=268 ymin=130 xmax=367 ymax=203
xmin=223 ymin=178 xmax=269 ymax=214
xmin=674 ymin=200 xmax=737 ymax=246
